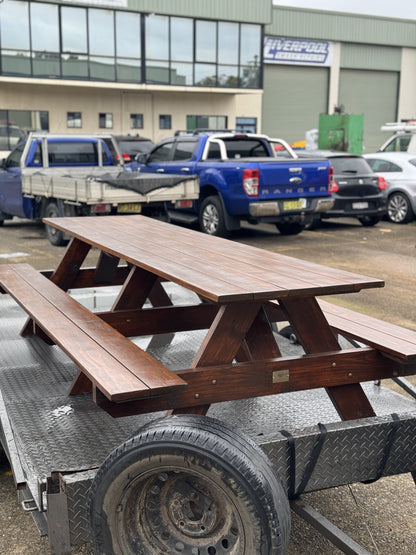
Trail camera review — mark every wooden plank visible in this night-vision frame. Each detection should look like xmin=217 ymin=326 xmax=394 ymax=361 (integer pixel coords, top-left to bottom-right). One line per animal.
xmin=0 ymin=264 xmax=187 ymax=400
xmin=94 ymin=252 xmax=121 ymax=284
xmin=97 ymin=304 xmax=219 ymax=336
xmin=40 ymin=266 xmax=130 ymax=288
xmin=112 ymin=265 xmax=157 ymax=310
xmin=44 ymin=216 xmax=384 ymax=302
xmin=49 ymin=237 xmax=91 ymax=290
xmin=148 ymin=279 xmax=173 ymax=307
xmin=44 ymin=217 xmax=262 ymax=302
xmin=118 ymin=216 xmax=385 ymax=294
xmin=320 ymin=299 xmax=416 ymax=361
xmin=279 ymin=296 xmax=376 ymax=420
xmin=191 ymin=302 xmax=262 ymax=367
xmin=94 ymin=347 xmax=409 ymax=417
xmin=108 ymin=216 xmax=384 ymax=297
xmin=171 ymin=301 xmax=263 ymax=415
xmin=238 ymin=306 xmax=282 ymax=361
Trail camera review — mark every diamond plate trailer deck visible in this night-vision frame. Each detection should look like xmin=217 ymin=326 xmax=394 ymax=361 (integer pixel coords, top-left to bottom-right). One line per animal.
xmin=0 ymin=285 xmax=415 ymax=554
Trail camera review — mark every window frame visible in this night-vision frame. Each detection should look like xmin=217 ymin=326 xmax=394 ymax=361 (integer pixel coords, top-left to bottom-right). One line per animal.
xmin=0 ymin=3 xmax=262 ymax=89
xmin=159 ymin=114 xmax=172 ymax=130
xmin=98 ymin=112 xmax=113 ymax=129
xmin=67 ymin=112 xmax=82 ymax=129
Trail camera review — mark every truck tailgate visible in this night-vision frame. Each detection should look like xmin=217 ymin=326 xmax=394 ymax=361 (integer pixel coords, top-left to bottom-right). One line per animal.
xmin=258 ymin=158 xmax=330 ymax=198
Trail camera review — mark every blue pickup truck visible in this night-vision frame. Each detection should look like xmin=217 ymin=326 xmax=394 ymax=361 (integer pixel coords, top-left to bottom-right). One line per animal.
xmin=128 ymin=131 xmax=334 ymax=236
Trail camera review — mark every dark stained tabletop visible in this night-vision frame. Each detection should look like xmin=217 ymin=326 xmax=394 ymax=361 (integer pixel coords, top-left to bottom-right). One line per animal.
xmin=44 ymin=215 xmax=384 ymax=302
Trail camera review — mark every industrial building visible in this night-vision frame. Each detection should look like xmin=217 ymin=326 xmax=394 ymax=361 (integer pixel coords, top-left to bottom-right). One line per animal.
xmin=1 ymin=0 xmax=415 ymax=152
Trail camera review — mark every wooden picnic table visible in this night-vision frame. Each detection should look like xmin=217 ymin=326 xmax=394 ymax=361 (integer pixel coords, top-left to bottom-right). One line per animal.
xmin=23 ymin=214 xmax=411 ymax=423
xmin=1 ymin=215 xmax=415 ymax=420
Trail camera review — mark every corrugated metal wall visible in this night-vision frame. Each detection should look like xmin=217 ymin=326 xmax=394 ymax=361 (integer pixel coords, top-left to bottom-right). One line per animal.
xmin=37 ymin=0 xmax=272 ymax=24
xmin=339 ymin=69 xmax=399 ymax=151
xmin=127 ymin=0 xmax=271 ymax=22
xmin=267 ymin=7 xmax=416 ymax=47
xmin=262 ymin=65 xmax=329 ymax=141
xmin=341 ymin=44 xmax=402 ymax=71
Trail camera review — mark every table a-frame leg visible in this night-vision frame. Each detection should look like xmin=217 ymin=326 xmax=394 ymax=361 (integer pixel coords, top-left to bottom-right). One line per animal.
xmin=279 ymin=296 xmax=375 ymax=420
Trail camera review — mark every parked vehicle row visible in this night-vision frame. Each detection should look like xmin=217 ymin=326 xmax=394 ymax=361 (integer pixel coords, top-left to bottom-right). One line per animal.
xmin=1 ymin=129 xmax=415 ymax=244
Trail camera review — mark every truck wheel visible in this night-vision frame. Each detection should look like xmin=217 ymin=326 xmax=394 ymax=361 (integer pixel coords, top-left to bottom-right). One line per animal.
xmin=358 ymin=216 xmax=380 ymax=227
xmin=89 ymin=415 xmax=291 ymax=555
xmin=275 ymin=222 xmax=305 ymax=235
xmin=199 ymin=195 xmax=227 ymax=236
xmin=44 ymin=202 xmax=68 ymax=246
xmin=387 ymin=192 xmax=414 ymax=224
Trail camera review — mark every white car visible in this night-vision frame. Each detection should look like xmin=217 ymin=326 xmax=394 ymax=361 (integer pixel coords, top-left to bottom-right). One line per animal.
xmin=364 ymin=152 xmax=416 ymax=223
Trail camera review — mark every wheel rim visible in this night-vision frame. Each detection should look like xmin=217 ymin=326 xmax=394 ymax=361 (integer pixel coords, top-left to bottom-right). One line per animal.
xmin=116 ymin=467 xmax=245 ymax=553
xmin=388 ymin=194 xmax=408 ymax=223
xmin=202 ymin=204 xmax=219 ymax=234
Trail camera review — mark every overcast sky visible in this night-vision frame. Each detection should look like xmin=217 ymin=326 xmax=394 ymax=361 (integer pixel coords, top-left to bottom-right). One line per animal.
xmin=273 ymin=1 xmax=416 ymax=20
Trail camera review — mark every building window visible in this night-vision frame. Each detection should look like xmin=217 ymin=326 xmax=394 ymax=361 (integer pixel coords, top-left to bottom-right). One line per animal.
xmin=99 ymin=113 xmax=113 ymax=129
xmin=0 ymin=109 xmax=49 ymax=152
xmin=130 ymin=114 xmax=143 ymax=129
xmin=0 ymin=3 xmax=262 ymax=89
xmin=187 ymin=115 xmax=228 ymax=132
xmin=67 ymin=112 xmax=82 ymax=128
xmin=116 ymin=11 xmax=141 ymax=82
xmin=236 ymin=117 xmax=257 ymax=133
xmin=159 ymin=115 xmax=172 ymax=130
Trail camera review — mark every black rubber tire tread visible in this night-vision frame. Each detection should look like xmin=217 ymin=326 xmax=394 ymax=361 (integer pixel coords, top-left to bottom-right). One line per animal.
xmin=199 ymin=195 xmax=228 ymax=236
xmin=357 ymin=216 xmax=380 ymax=227
xmin=275 ymin=222 xmax=305 ymax=235
xmin=44 ymin=201 xmax=67 ymax=246
xmin=305 ymin=216 xmax=321 ymax=230
xmin=89 ymin=414 xmax=290 ymax=555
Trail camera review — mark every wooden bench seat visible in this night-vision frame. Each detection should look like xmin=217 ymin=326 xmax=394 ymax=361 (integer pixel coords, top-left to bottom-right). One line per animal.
xmin=319 ymin=299 xmax=416 ymax=363
xmin=0 ymin=263 xmax=187 ymax=402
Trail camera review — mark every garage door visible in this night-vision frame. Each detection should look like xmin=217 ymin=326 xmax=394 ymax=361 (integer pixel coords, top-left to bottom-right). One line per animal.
xmin=262 ymin=64 xmax=329 ymax=143
xmin=339 ymin=69 xmax=398 ymax=153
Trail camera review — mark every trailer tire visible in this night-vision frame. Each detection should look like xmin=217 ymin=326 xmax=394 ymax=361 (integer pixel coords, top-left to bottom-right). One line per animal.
xmin=89 ymin=415 xmax=290 ymax=555
xmin=44 ymin=202 xmax=68 ymax=246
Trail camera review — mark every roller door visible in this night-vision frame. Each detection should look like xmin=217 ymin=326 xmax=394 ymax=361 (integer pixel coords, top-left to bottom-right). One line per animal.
xmin=262 ymin=64 xmax=329 ymax=143
xmin=339 ymin=69 xmax=398 ymax=152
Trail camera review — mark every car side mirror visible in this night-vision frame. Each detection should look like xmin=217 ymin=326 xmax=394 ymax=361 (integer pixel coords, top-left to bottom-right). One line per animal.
xmin=135 ymin=152 xmax=149 ymax=164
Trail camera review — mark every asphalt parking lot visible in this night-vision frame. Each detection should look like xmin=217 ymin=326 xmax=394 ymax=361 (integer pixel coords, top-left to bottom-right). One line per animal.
xmin=0 ymin=216 xmax=415 ymax=554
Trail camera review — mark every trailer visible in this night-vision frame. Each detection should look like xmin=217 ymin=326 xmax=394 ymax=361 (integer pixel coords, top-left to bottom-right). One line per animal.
xmin=0 ymin=215 xmax=415 ymax=554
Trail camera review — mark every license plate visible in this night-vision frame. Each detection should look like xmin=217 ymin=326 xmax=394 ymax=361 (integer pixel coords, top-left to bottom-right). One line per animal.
xmin=352 ymin=202 xmax=369 ymax=210
xmin=117 ymin=203 xmax=142 ymax=213
xmin=283 ymin=199 xmax=306 ymax=211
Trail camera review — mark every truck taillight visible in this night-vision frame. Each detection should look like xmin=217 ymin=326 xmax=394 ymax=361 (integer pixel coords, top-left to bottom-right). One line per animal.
xmin=91 ymin=204 xmax=111 ymax=213
xmin=328 ymin=165 xmax=337 ymax=193
xmin=243 ymin=169 xmax=259 ymax=197
xmin=378 ymin=176 xmax=387 ymax=190
xmin=329 ymin=180 xmax=339 ymax=193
